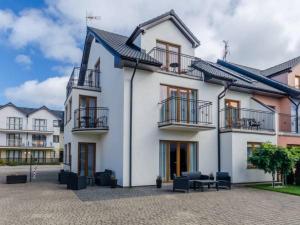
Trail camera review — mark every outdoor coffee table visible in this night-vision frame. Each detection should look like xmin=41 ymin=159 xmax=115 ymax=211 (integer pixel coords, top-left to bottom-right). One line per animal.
xmin=193 ymin=180 xmax=219 ymax=192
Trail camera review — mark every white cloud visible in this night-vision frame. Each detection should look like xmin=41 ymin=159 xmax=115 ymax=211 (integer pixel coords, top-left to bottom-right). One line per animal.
xmin=15 ymin=54 xmax=32 ymax=68
xmin=4 ymin=76 xmax=69 ymax=109
xmin=45 ymin=0 xmax=300 ymax=68
xmin=0 ymin=9 xmax=82 ymax=64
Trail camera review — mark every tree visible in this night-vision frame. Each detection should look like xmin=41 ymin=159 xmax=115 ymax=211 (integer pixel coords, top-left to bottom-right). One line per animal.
xmin=249 ymin=143 xmax=278 ymax=187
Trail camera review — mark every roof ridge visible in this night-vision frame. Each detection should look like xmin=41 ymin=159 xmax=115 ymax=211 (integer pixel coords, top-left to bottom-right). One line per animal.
xmin=262 ymin=55 xmax=300 ymax=72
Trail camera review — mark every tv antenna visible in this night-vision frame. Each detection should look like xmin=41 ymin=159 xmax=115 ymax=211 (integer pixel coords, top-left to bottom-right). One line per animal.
xmin=86 ymin=11 xmax=101 ymax=27
xmin=222 ymin=40 xmax=230 ymax=61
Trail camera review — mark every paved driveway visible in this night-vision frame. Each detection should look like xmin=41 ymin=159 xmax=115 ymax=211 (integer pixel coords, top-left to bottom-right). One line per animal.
xmin=0 ymin=167 xmax=300 ymax=225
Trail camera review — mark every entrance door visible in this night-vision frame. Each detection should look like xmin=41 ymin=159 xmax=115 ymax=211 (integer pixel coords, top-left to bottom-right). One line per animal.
xmin=225 ymin=99 xmax=240 ymax=128
xmin=78 ymin=143 xmax=95 ymax=177
xmin=159 ymin=141 xmax=197 ymax=182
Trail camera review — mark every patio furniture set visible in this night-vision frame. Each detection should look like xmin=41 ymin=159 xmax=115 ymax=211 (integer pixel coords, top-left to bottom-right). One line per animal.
xmin=58 ymin=169 xmax=116 ymax=190
xmin=173 ymin=172 xmax=231 ymax=192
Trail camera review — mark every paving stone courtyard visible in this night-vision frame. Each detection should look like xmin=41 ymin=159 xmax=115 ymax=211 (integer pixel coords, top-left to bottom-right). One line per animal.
xmin=0 ymin=165 xmax=300 ymax=225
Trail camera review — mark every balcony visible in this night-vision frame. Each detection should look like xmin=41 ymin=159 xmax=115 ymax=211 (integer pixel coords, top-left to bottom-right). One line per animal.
xmin=219 ymin=107 xmax=275 ymax=133
xmin=66 ymin=67 xmax=101 ymax=97
xmin=278 ymin=113 xmax=300 ymax=134
xmin=73 ymin=107 xmax=109 ymax=134
xmin=6 ymin=139 xmax=24 ymax=147
xmin=158 ymin=97 xmax=214 ymax=131
xmin=148 ymin=47 xmax=203 ymax=79
xmin=0 ymin=140 xmax=53 ymax=149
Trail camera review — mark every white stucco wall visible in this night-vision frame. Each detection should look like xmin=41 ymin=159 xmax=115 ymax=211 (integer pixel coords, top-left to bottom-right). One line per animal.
xmin=140 ymin=20 xmax=195 ymax=56
xmin=221 ymin=132 xmax=275 ymax=183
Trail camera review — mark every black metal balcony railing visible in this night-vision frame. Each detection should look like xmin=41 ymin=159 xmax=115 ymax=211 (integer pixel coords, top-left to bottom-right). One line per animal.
xmin=66 ymin=67 xmax=101 ymax=97
xmin=278 ymin=113 xmax=300 ymax=133
xmin=0 ymin=158 xmax=60 ymax=165
xmin=159 ymin=97 xmax=213 ymax=126
xmin=31 ymin=142 xmax=50 ymax=148
xmin=32 ymin=125 xmax=48 ymax=131
xmin=74 ymin=107 xmax=109 ymax=130
xmin=148 ymin=47 xmax=203 ymax=78
xmin=220 ymin=107 xmax=275 ymax=131
xmin=6 ymin=139 xmax=24 ymax=147
xmin=6 ymin=123 xmax=22 ymax=130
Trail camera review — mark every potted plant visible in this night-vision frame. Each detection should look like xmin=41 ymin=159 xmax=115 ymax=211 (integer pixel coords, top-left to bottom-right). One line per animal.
xmin=110 ymin=175 xmax=117 ymax=188
xmin=156 ymin=176 xmax=162 ymax=188
xmin=209 ymin=173 xmax=214 ymax=180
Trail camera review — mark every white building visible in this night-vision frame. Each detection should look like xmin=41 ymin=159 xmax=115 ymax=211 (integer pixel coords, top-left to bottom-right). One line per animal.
xmin=64 ymin=10 xmax=299 ymax=186
xmin=0 ymin=103 xmax=64 ymax=164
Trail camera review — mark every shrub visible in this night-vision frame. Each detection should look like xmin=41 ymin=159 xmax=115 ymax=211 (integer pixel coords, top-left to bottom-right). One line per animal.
xmin=0 ymin=159 xmax=5 ymax=166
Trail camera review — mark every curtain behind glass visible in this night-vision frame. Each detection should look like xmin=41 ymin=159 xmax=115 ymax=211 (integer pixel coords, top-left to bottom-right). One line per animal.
xmin=159 ymin=142 xmax=167 ymax=181
xmin=189 ymin=143 xmax=197 ymax=172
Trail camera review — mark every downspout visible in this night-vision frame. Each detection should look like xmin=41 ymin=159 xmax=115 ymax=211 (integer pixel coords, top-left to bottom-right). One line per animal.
xmin=129 ymin=59 xmax=139 ymax=187
xmin=217 ymin=82 xmax=234 ymax=172
xmin=288 ymin=97 xmax=300 ymax=133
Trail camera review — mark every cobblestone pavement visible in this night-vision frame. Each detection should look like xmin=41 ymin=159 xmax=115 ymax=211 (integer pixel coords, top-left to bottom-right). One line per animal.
xmin=0 ymin=167 xmax=300 ymax=225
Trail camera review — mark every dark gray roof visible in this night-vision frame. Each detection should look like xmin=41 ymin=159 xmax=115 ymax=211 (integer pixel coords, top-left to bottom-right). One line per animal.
xmin=88 ymin=27 xmax=162 ymax=66
xmin=0 ymin=103 xmax=64 ymax=120
xmin=227 ymin=56 xmax=300 ymax=77
xmin=126 ymin=9 xmax=200 ymax=48
xmin=218 ymin=60 xmax=300 ymax=97
xmin=192 ymin=60 xmax=286 ymax=95
xmin=262 ymin=56 xmax=300 ymax=76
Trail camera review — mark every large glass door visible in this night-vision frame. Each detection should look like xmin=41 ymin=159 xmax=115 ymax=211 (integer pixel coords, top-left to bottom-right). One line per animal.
xmin=79 ymin=96 xmax=97 ymax=128
xmin=78 ymin=143 xmax=95 ymax=177
xmin=225 ymin=99 xmax=240 ymax=128
xmin=159 ymin=141 xmax=197 ymax=182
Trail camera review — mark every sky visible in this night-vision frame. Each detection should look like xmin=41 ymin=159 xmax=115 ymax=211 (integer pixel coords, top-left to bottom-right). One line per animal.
xmin=0 ymin=0 xmax=300 ymax=109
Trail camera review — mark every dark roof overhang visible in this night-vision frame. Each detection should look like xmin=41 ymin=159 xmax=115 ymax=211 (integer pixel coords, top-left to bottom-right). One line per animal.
xmin=126 ymin=9 xmax=200 ymax=48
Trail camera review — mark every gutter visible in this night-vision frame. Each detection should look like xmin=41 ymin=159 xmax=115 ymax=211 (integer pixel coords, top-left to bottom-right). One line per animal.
xmin=129 ymin=59 xmax=139 ymax=187
xmin=217 ymin=82 xmax=234 ymax=172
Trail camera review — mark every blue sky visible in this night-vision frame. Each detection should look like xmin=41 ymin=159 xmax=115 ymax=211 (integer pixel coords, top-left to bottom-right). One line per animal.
xmin=0 ymin=0 xmax=300 ymax=109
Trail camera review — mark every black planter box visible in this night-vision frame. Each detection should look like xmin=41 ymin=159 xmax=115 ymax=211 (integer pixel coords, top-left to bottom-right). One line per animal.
xmin=6 ymin=175 xmax=27 ymax=184
xmin=59 ymin=171 xmax=71 ymax=184
xmin=110 ymin=179 xmax=117 ymax=188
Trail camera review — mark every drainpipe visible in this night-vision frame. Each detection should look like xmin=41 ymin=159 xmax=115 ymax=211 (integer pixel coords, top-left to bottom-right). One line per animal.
xmin=288 ymin=97 xmax=300 ymax=133
xmin=129 ymin=59 xmax=139 ymax=187
xmin=217 ymin=82 xmax=234 ymax=172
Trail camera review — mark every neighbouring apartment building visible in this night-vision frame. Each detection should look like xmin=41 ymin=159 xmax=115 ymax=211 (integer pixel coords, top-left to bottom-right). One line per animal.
xmin=63 ymin=10 xmax=300 ymax=186
xmin=0 ymin=103 xmax=64 ymax=164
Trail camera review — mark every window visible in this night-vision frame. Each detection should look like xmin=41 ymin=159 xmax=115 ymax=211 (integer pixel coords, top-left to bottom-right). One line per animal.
xmin=247 ymin=142 xmax=261 ymax=169
xmin=295 ymin=76 xmax=300 ymax=89
xmin=6 ymin=133 xmax=22 ymax=146
xmin=53 ymin=135 xmax=59 ymax=143
xmin=156 ymin=40 xmax=181 ymax=73
xmin=64 ymin=144 xmax=67 ymax=164
xmin=68 ymin=98 xmax=72 ymax=122
xmin=7 ymin=117 xmax=23 ymax=130
xmin=65 ymin=105 xmax=68 ymax=124
xmin=94 ymin=58 xmax=100 ymax=88
xmin=53 ymin=120 xmax=60 ymax=127
xmin=32 ymin=134 xmax=47 ymax=147
xmin=33 ymin=119 xmax=47 ymax=131
xmin=160 ymin=85 xmax=197 ymax=124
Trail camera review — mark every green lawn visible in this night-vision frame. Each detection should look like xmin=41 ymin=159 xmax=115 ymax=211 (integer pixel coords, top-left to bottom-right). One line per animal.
xmin=250 ymin=184 xmax=300 ymax=196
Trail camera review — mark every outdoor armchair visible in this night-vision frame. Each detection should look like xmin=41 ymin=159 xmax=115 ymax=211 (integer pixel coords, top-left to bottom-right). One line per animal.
xmin=216 ymin=172 xmax=231 ymax=189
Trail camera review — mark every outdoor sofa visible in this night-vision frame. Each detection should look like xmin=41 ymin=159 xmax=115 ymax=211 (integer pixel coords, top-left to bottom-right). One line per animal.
xmin=173 ymin=171 xmax=212 ymax=192
xmin=95 ymin=169 xmax=113 ymax=186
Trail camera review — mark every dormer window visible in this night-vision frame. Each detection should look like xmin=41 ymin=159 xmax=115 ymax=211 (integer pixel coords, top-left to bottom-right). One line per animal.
xmin=156 ymin=40 xmax=181 ymax=73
